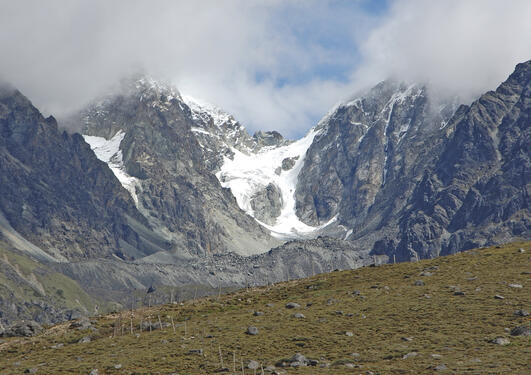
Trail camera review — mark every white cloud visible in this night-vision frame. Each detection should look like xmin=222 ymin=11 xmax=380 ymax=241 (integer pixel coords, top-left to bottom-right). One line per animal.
xmin=356 ymin=0 xmax=531 ymax=103
xmin=0 ymin=0 xmax=530 ymax=138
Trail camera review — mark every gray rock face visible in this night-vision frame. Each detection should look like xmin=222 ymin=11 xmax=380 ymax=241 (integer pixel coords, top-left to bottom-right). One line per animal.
xmin=250 ymin=183 xmax=283 ymax=225
xmin=0 ymin=85 xmax=155 ymax=261
xmin=295 ymin=61 xmax=531 ymax=260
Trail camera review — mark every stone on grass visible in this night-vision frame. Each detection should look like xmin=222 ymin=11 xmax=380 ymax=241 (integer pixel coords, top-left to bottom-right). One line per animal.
xmin=434 ymin=364 xmax=447 ymax=371
xmin=253 ymin=311 xmax=264 ymax=316
xmin=345 ymin=331 xmax=354 ymax=337
xmin=514 ymin=309 xmax=529 ymax=317
xmin=89 ymin=370 xmax=99 ymax=375
xmin=508 ymin=284 xmax=523 ymax=288
xmin=24 ymin=368 xmax=37 ymax=374
xmin=491 ymin=337 xmax=510 ymax=345
xmin=510 ymin=326 xmax=531 ymax=336
xmin=414 ymin=280 xmax=425 ymax=286
xmin=285 ymin=302 xmax=300 ymax=309
xmin=402 ymin=352 xmax=418 ymax=359
xmin=454 ymin=291 xmax=465 ymax=296
xmin=292 ymin=313 xmax=305 ymax=319
xmin=70 ymin=317 xmax=92 ymax=330
xmin=113 ymin=364 xmax=122 ymax=369
xmin=78 ymin=336 xmax=91 ymax=344
xmin=247 ymin=360 xmax=259 ymax=369
xmin=188 ymin=349 xmax=203 ymax=355
xmin=246 ymin=326 xmax=259 ymax=335
xmin=494 ymin=294 xmax=505 ymax=299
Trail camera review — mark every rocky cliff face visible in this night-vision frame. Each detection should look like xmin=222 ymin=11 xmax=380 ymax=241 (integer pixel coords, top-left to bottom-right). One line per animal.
xmin=295 ymin=61 xmax=530 ymax=260
xmin=76 ymin=77 xmax=278 ymax=258
xmin=0 ymin=84 xmax=164 ymax=261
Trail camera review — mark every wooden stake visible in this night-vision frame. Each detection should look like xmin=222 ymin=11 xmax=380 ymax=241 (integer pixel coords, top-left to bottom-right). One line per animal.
xmin=218 ymin=345 xmax=224 ymax=368
xmin=158 ymin=315 xmax=163 ymax=331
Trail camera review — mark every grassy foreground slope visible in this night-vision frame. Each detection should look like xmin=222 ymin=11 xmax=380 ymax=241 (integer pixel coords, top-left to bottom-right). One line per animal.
xmin=0 ymin=242 xmax=529 ymax=374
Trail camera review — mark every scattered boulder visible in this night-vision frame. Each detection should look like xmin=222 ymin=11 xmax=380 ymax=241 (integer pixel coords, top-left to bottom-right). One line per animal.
xmin=253 ymin=311 xmax=264 ymax=316
xmin=188 ymin=349 xmax=203 ymax=355
xmin=247 ymin=360 xmax=260 ymax=370
xmin=414 ymin=280 xmax=425 ymax=286
xmin=24 ymin=368 xmax=37 ymax=374
xmin=78 ymin=336 xmax=91 ymax=344
xmin=510 ymin=326 xmax=531 ymax=336
xmin=0 ymin=321 xmax=42 ymax=337
xmin=69 ymin=317 xmax=92 ymax=330
xmin=285 ymin=302 xmax=300 ymax=309
xmin=246 ymin=326 xmax=259 ymax=335
xmin=89 ymin=370 xmax=99 ymax=375
xmin=345 ymin=331 xmax=354 ymax=337
xmin=113 ymin=364 xmax=122 ymax=369
xmin=434 ymin=364 xmax=447 ymax=371
xmin=292 ymin=313 xmax=305 ymax=319
xmin=402 ymin=352 xmax=418 ymax=359
xmin=454 ymin=291 xmax=465 ymax=296
xmin=514 ymin=309 xmax=529 ymax=317
xmin=491 ymin=337 xmax=510 ymax=345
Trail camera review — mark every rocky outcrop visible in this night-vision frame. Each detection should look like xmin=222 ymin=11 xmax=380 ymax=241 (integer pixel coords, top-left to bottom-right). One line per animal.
xmin=250 ymin=183 xmax=283 ymax=225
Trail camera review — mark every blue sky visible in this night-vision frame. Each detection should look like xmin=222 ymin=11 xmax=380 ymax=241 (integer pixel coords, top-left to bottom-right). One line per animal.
xmin=1 ymin=0 xmax=530 ymax=138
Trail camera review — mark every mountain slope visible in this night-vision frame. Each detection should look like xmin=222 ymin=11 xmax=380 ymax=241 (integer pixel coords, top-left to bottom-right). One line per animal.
xmin=1 ymin=241 xmax=529 ymax=374
xmin=0 ymin=84 xmax=164 ymax=262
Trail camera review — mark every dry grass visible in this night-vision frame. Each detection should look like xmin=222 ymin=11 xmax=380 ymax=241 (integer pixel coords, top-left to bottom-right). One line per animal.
xmin=0 ymin=241 xmax=529 ymax=374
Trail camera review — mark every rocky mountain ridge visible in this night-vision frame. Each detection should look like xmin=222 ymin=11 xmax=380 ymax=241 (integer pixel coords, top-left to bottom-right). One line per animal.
xmin=0 ymin=61 xmax=529 ymax=327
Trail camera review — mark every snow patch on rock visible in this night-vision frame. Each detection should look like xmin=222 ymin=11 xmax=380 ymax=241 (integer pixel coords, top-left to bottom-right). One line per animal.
xmin=217 ymin=128 xmax=335 ymax=239
xmin=83 ymin=131 xmax=140 ymax=204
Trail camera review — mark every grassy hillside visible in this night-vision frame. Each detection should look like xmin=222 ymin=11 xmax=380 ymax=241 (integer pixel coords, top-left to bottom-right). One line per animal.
xmin=0 ymin=241 xmax=529 ymax=374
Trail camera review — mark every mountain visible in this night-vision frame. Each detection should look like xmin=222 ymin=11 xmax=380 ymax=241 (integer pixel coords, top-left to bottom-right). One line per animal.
xmin=0 ymin=84 xmax=164 ymax=262
xmin=75 ymin=77 xmax=278 ymax=259
xmin=0 ymin=60 xmax=529 ymax=328
xmin=294 ymin=62 xmax=530 ymax=260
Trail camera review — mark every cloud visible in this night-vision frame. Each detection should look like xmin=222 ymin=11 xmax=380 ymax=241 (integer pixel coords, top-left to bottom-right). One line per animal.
xmin=356 ymin=0 xmax=531 ymax=103
xmin=0 ymin=0 xmax=530 ymax=138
